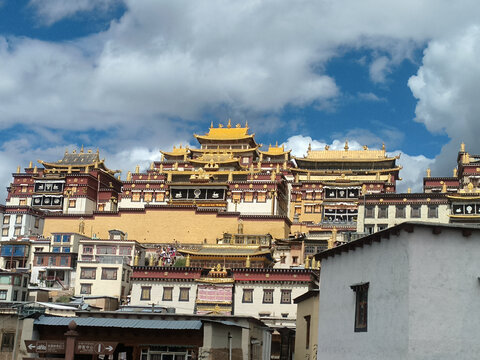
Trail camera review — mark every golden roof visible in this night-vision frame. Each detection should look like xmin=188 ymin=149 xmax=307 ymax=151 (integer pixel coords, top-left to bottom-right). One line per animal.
xmin=161 ymin=145 xmax=189 ymax=157
xmin=296 ymin=142 xmax=399 ymax=162
xmin=260 ymin=143 xmax=291 ymax=155
xmin=194 ymin=120 xmax=254 ymax=140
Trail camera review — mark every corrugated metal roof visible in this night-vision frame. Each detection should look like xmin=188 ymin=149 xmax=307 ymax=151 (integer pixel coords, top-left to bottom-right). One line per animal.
xmin=34 ymin=316 xmax=202 ymax=330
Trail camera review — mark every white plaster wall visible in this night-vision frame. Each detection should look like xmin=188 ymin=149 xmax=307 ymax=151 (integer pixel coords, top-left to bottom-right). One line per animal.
xmin=234 ymin=282 xmax=306 ymax=319
xmin=406 ymin=227 xmax=480 ymax=359
xmin=357 ymin=204 xmax=449 ymax=233
xmin=317 ymin=235 xmax=410 ymax=360
xmin=118 ymin=198 xmax=146 ymax=209
xmin=130 ymin=280 xmax=197 ymax=313
xmin=227 ymin=198 xmax=273 ymax=215
xmin=74 ymin=263 xmax=128 ymax=299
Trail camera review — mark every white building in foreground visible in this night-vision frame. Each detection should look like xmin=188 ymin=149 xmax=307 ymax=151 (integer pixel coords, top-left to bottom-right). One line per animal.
xmin=314 ymin=221 xmax=480 ymax=360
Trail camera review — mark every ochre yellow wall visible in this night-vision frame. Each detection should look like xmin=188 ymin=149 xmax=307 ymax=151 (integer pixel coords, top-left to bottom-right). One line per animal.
xmin=43 ymin=208 xmax=290 ymax=244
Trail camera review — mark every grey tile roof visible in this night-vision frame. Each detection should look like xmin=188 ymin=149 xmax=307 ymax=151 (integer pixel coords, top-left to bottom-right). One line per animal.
xmin=34 ymin=315 xmax=203 ymax=330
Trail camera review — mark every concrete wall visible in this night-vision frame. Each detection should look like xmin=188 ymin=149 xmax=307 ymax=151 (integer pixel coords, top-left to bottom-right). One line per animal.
xmin=294 ymin=292 xmax=318 ymax=360
xmin=43 ymin=208 xmax=290 ymax=244
xmin=130 ymin=280 xmax=197 ymax=314
xmin=317 ymin=234 xmax=410 ymax=360
xmin=317 ymin=225 xmax=480 ymax=360
xmin=357 ymin=203 xmax=449 ymax=233
xmin=234 ymin=282 xmax=306 ymax=320
xmin=74 ymin=263 xmax=131 ymax=299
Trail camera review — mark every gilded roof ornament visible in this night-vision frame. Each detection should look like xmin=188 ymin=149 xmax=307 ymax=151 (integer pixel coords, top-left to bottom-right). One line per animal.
xmin=426 ymin=168 xmax=431 ymax=177
xmin=325 ymin=145 xmax=329 ymax=150
xmin=227 ymin=119 xmax=232 ymax=128
xmin=382 ymin=143 xmax=385 ymax=151
xmin=308 ymin=143 xmax=312 ymax=152
xmin=80 ymin=145 xmax=84 ymax=153
xmin=461 ymin=142 xmax=465 ymax=152
xmin=135 ymin=165 xmax=140 ymax=174
xmin=28 ymin=161 xmax=32 ymax=168
xmin=453 ymin=168 xmax=458 ymax=177
xmin=344 ymin=140 xmax=349 ymax=151
xmin=363 ymin=145 xmax=368 ymax=150
xmin=16 ymin=165 xmax=20 ymax=173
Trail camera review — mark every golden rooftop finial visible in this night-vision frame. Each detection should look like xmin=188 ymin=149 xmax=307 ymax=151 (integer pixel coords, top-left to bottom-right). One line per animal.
xmin=461 ymin=142 xmax=465 ymax=152
xmin=407 ymin=187 xmax=411 ymax=193
xmin=210 ymin=121 xmax=213 ymax=129
xmin=275 ymin=141 xmax=278 ymax=147
xmin=80 ymin=145 xmax=84 ymax=153
xmin=245 ymin=120 xmax=249 ymax=128
xmin=96 ymin=148 xmax=99 ymax=154
xmin=135 ymin=165 xmax=140 ymax=174
xmin=16 ymin=165 xmax=20 ymax=173
xmin=246 ymin=255 xmax=251 ymax=268
xmin=65 ymin=148 xmax=68 ymax=155
xmin=227 ymin=118 xmax=232 ymax=128
xmin=127 ymin=171 xmax=132 ymax=181
xmin=344 ymin=140 xmax=349 ymax=151
xmin=453 ymin=168 xmax=458 ymax=177
xmin=305 ymin=256 xmax=310 ymax=269
xmin=33 ymin=165 xmax=37 ymax=173
xmin=308 ymin=143 xmax=312 ymax=152
xmin=426 ymin=168 xmax=431 ymax=177
xmin=150 ymin=162 xmax=154 ymax=170
xmin=325 ymin=145 xmax=329 ymax=150
xmin=28 ymin=161 xmax=32 ymax=168
xmin=442 ymin=182 xmax=447 ymax=193
xmin=185 ymin=254 xmax=190 ymax=267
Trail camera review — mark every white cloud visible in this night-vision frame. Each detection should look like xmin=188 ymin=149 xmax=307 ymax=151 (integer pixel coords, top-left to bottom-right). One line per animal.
xmin=28 ymin=0 xmax=121 ymax=25
xmin=284 ymin=134 xmax=432 ymax=193
xmin=409 ymin=25 xmax=480 ymax=175
xmin=357 ymin=92 xmax=385 ymax=102
xmin=369 ymin=56 xmax=391 ymax=83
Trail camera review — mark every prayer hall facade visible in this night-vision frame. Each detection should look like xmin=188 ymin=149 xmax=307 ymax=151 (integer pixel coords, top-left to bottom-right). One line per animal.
xmin=4 ymin=121 xmax=402 ymax=245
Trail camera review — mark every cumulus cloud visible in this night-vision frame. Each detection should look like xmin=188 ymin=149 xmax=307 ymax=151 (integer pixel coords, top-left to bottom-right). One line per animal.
xmin=409 ymin=25 xmax=480 ymax=175
xmin=28 ymin=0 xmax=121 ymax=25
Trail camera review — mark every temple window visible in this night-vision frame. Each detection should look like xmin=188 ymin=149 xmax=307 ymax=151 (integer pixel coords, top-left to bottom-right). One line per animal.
xmin=365 ymin=206 xmax=375 ymax=218
xmin=395 ymin=205 xmax=406 ymax=218
xmin=428 ymin=205 xmax=438 ymax=218
xmin=280 ymin=256 xmax=286 ymax=264
xmin=242 ymin=289 xmax=253 ymax=303
xmin=179 ymin=287 xmax=190 ymax=301
xmin=410 ymin=205 xmax=421 ymax=218
xmin=306 ymin=192 xmax=313 ymax=200
xmin=314 ymin=204 xmax=322 ymax=213
xmin=292 ymin=256 xmax=298 ymax=264
xmin=3 ymin=216 xmax=10 ymax=225
xmin=155 ymin=192 xmax=165 ymax=202
xmin=69 ymin=200 xmax=76 ymax=208
xmin=294 ymin=206 xmax=301 ymax=215
xmin=280 ymin=289 xmax=292 ymax=304
xmin=244 ymin=192 xmax=253 ymax=202
xmin=80 ymin=267 xmax=96 ymax=280
xmin=132 ymin=192 xmax=141 ymax=202
xmin=101 ymin=268 xmax=118 ymax=280
xmin=257 ymin=192 xmax=266 ymax=202
xmin=163 ymin=287 xmax=173 ymax=301
xmin=364 ymin=225 xmax=374 ymax=234
xmin=263 ymin=289 xmax=274 ymax=304
xmin=304 ymin=205 xmax=313 ymax=213
xmin=232 ymin=193 xmax=241 ymax=202
xmin=97 ymin=246 xmax=116 ymax=255
xmin=1 ymin=333 xmax=15 ymax=351
xmin=34 ymin=217 xmax=39 ymax=228
xmin=80 ymin=284 xmax=92 ymax=295
xmin=377 ymin=224 xmax=388 ymax=231
xmin=242 ymin=157 xmax=249 ymax=164
xmin=351 ymin=282 xmax=369 ymax=332
xmin=19 ymin=199 xmax=26 ymax=206
xmin=377 ymin=206 xmax=388 ymax=218
xmin=15 ymin=215 xmax=22 ymax=224
xmin=2 ymin=228 xmax=8 ymax=237
xmin=141 ymin=286 xmax=151 ymax=301
xmin=83 ymin=246 xmax=93 ymax=254
xmin=14 ymin=228 xmax=21 ymax=236
xmin=21 ymin=186 xmax=27 ymax=193
xmin=144 ymin=192 xmax=153 ymax=202
xmin=119 ymin=246 xmax=132 ymax=255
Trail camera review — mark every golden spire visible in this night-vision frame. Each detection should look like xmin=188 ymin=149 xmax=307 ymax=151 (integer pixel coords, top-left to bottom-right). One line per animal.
xmin=28 ymin=161 xmax=32 ymax=168
xmin=33 ymin=165 xmax=37 ymax=173
xmin=245 ymin=120 xmax=249 ymax=128
xmin=305 ymin=256 xmax=310 ymax=269
xmin=150 ymin=162 xmax=154 ymax=170
xmin=16 ymin=165 xmax=20 ymax=173
xmin=246 ymin=255 xmax=251 ymax=268
xmin=185 ymin=254 xmax=190 ymax=267
xmin=461 ymin=142 xmax=465 ymax=152
xmin=135 ymin=165 xmax=140 ymax=174
xmin=148 ymin=255 xmax=155 ymax=266
xmin=311 ymin=258 xmax=316 ymax=269
xmin=407 ymin=187 xmax=411 ymax=193
xmin=453 ymin=168 xmax=458 ymax=177
xmin=127 ymin=171 xmax=132 ymax=181
xmin=210 ymin=121 xmax=213 ymax=128
xmin=442 ymin=182 xmax=447 ymax=193
xmin=80 ymin=145 xmax=84 ymax=153
xmin=344 ymin=140 xmax=349 ymax=151
xmin=382 ymin=143 xmax=386 ymax=151
xmin=426 ymin=168 xmax=431 ymax=177
xmin=134 ymin=253 xmax=139 ymax=266
xmin=308 ymin=143 xmax=312 ymax=152
xmin=227 ymin=118 xmax=232 ymax=128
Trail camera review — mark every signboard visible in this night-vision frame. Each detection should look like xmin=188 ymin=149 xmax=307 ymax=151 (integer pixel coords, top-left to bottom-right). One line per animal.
xmin=76 ymin=342 xmax=118 ymax=355
xmin=25 ymin=340 xmax=65 ymax=354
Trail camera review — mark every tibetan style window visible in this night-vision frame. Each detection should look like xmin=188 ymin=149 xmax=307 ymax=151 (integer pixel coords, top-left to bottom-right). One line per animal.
xmin=0 ymin=290 xmax=7 ymax=300
xmin=19 ymin=199 xmax=26 ymax=206
xmin=263 ymin=289 xmax=274 ymax=304
xmin=242 ymin=289 xmax=253 ymax=303
xmin=365 ymin=206 xmax=375 ymax=218
xmin=163 ymin=287 xmax=173 ymax=301
xmin=280 ymin=289 xmax=292 ymax=304
xmin=314 ymin=204 xmax=322 ymax=213
xmin=80 ymin=267 xmax=96 ymax=280
xmin=141 ymin=286 xmax=151 ymax=300
xmin=1 ymin=332 xmax=14 ymax=351
xmin=280 ymin=256 xmax=286 ymax=264
xmin=351 ymin=282 xmax=369 ymax=332
xmin=179 ymin=287 xmax=190 ymax=301
xmin=428 ymin=205 xmax=438 ymax=218
xmin=377 ymin=224 xmax=388 ymax=231
xmin=34 ymin=217 xmax=40 ymax=228
xmin=244 ymin=192 xmax=253 ymax=202
xmin=378 ymin=205 xmax=388 ymax=218
xmin=144 ymin=192 xmax=153 ymax=203
xmin=232 ymin=193 xmax=241 ymax=202
xmin=305 ymin=192 xmax=313 ymax=200
xmin=14 ymin=228 xmax=21 ymax=236
xmin=155 ymin=192 xmax=165 ymax=202
xmin=80 ymin=283 xmax=92 ymax=295
xmin=3 ymin=216 xmax=9 ymax=225
xmin=410 ymin=205 xmax=421 ymax=218
xmin=304 ymin=205 xmax=313 ymax=213
xmin=292 ymin=256 xmax=298 ymax=264
xmin=132 ymin=192 xmax=141 ymax=202
xmin=69 ymin=199 xmax=76 ymax=208
xmin=15 ymin=215 xmax=22 ymax=224
xmin=395 ymin=205 xmax=406 ymax=218
xmin=294 ymin=206 xmax=301 ymax=215
xmin=101 ymin=268 xmax=117 ymax=280
xmin=2 ymin=228 xmax=8 ymax=237
xmin=257 ymin=192 xmax=266 ymax=202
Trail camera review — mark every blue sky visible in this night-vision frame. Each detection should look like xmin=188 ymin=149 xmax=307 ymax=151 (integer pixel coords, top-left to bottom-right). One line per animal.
xmin=1 ymin=0 xmax=480 ymax=196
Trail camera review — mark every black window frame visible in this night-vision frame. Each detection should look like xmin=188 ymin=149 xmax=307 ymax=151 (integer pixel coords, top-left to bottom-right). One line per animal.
xmin=351 ymin=282 xmax=369 ymax=332
xmin=263 ymin=289 xmax=274 ymax=304
xmin=242 ymin=288 xmax=253 ymax=303
xmin=140 ymin=286 xmax=151 ymax=301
